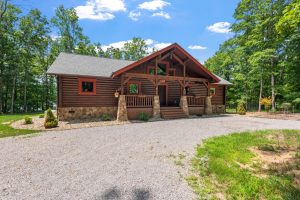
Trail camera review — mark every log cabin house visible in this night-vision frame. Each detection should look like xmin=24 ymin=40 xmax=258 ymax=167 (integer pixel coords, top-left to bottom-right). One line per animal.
xmin=47 ymin=43 xmax=231 ymax=121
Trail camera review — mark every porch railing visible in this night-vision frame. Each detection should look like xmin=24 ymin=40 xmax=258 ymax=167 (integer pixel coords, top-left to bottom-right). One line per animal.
xmin=187 ymin=96 xmax=206 ymax=107
xmin=125 ymin=95 xmax=154 ymax=108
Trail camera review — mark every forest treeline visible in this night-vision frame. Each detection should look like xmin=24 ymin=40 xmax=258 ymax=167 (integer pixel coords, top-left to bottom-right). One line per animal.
xmin=1 ymin=0 xmax=299 ymax=114
xmin=205 ymin=0 xmax=300 ymax=111
xmin=0 ymin=1 xmax=150 ymax=113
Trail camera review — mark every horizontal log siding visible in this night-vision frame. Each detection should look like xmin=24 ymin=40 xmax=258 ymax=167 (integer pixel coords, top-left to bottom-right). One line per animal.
xmin=168 ymin=80 xmax=181 ymax=105
xmin=60 ymin=76 xmax=120 ymax=107
xmin=211 ymin=85 xmax=225 ymax=105
xmin=189 ymin=83 xmax=208 ymax=96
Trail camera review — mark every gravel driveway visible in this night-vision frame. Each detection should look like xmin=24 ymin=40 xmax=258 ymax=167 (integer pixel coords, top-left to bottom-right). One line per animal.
xmin=1 ymin=115 xmax=300 ymax=200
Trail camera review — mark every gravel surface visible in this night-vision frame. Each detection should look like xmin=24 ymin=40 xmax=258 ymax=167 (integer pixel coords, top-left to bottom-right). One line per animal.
xmin=1 ymin=115 xmax=300 ymax=200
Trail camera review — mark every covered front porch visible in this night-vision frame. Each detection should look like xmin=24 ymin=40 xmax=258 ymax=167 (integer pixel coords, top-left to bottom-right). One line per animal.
xmin=116 ymin=72 xmax=213 ymax=120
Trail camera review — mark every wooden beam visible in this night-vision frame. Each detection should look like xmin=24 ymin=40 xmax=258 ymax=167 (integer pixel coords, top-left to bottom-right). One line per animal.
xmin=124 ymin=72 xmax=208 ymax=83
xmin=121 ymin=75 xmax=124 ymax=95
xmin=173 ymin=53 xmax=184 ymax=65
xmin=123 ymin=76 xmax=132 ymax=85
xmin=157 ymin=51 xmax=172 ymax=62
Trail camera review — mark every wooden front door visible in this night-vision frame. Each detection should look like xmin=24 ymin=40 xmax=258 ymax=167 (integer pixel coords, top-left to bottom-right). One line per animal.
xmin=158 ymin=85 xmax=167 ymax=106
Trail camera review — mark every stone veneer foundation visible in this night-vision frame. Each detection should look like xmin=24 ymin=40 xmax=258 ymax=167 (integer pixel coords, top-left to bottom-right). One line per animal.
xmin=57 ymin=107 xmax=117 ymax=121
xmin=212 ymin=105 xmax=226 ymax=114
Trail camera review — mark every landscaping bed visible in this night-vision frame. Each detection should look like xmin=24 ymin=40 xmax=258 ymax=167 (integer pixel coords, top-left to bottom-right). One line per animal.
xmin=247 ymin=112 xmax=300 ymax=121
xmin=187 ymin=129 xmax=300 ymax=199
xmin=11 ymin=116 xmax=129 ymax=131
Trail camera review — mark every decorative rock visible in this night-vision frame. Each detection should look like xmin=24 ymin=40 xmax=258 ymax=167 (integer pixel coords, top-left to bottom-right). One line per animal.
xmin=180 ymin=96 xmax=189 ymax=116
xmin=117 ymin=95 xmax=128 ymax=121
xmin=153 ymin=95 xmax=161 ymax=118
xmin=205 ymin=96 xmax=213 ymax=115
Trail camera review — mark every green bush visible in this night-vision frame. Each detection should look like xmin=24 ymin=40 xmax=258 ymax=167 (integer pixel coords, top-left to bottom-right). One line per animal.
xmin=24 ymin=116 xmax=33 ymax=124
xmin=39 ymin=114 xmax=44 ymax=118
xmin=44 ymin=109 xmax=58 ymax=128
xmin=292 ymin=98 xmax=300 ymax=109
xmin=44 ymin=120 xmax=58 ymax=129
xmin=237 ymin=101 xmax=246 ymax=115
xmin=280 ymin=102 xmax=292 ymax=111
xmin=138 ymin=112 xmax=150 ymax=122
xmin=101 ymin=113 xmax=111 ymax=121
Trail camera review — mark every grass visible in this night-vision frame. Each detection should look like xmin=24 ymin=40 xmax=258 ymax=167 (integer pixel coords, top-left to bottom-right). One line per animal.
xmin=0 ymin=113 xmax=40 ymax=138
xmin=187 ymin=129 xmax=300 ymax=200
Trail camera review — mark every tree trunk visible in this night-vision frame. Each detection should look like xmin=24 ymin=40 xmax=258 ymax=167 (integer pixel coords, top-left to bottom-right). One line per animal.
xmin=10 ymin=76 xmax=16 ymax=113
xmin=271 ymin=73 xmax=275 ymax=112
xmin=24 ymin=66 xmax=28 ymax=113
xmin=258 ymin=72 xmax=263 ymax=112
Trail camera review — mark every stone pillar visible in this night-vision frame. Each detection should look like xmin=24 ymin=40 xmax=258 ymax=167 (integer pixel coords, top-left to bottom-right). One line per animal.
xmin=205 ymin=96 xmax=213 ymax=115
xmin=180 ymin=96 xmax=189 ymax=116
xmin=117 ymin=95 xmax=128 ymax=121
xmin=153 ymin=95 xmax=161 ymax=119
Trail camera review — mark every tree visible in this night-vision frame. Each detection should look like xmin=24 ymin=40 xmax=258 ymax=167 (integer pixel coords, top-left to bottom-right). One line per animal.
xmin=51 ymin=5 xmax=89 ymax=53
xmin=123 ymin=37 xmax=148 ymax=61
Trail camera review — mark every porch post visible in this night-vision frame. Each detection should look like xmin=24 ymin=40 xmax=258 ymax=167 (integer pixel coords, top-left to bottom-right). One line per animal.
xmin=205 ymin=96 xmax=213 ymax=115
xmin=117 ymin=95 xmax=128 ymax=121
xmin=153 ymin=95 xmax=161 ymax=118
xmin=180 ymin=96 xmax=189 ymax=116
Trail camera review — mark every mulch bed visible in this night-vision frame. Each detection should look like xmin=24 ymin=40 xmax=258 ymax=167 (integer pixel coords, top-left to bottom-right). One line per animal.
xmin=246 ymin=112 xmax=300 ymax=121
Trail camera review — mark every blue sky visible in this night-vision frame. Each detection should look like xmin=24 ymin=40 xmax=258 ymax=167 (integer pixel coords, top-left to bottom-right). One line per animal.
xmin=14 ymin=0 xmax=239 ymax=63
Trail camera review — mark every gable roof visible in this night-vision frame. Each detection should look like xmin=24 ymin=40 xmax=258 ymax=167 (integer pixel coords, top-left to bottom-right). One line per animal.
xmin=47 ymin=44 xmax=232 ymax=85
xmin=212 ymin=74 xmax=232 ymax=85
xmin=111 ymin=43 xmax=220 ymax=82
xmin=47 ymin=52 xmax=134 ymax=77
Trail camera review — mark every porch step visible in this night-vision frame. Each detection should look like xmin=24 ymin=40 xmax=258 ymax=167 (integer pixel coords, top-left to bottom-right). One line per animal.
xmin=160 ymin=107 xmax=188 ymax=119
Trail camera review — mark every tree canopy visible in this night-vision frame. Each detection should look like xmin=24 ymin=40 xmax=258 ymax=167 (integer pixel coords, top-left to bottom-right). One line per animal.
xmin=205 ymin=0 xmax=300 ymax=111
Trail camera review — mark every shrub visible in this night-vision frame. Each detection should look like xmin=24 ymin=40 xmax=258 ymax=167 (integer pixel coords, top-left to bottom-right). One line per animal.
xmin=39 ymin=114 xmax=44 ymax=118
xmin=138 ymin=112 xmax=150 ymax=121
xmin=280 ymin=102 xmax=292 ymax=112
xmin=292 ymin=98 xmax=300 ymax=109
xmin=260 ymin=97 xmax=272 ymax=111
xmin=24 ymin=116 xmax=33 ymax=124
xmin=44 ymin=109 xmax=58 ymax=128
xmin=101 ymin=113 xmax=111 ymax=121
xmin=237 ymin=101 xmax=246 ymax=115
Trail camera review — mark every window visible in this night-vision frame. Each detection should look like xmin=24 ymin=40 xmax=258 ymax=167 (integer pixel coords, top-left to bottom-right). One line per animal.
xmin=210 ymin=87 xmax=216 ymax=96
xmin=78 ymin=78 xmax=96 ymax=95
xmin=128 ymin=82 xmax=141 ymax=94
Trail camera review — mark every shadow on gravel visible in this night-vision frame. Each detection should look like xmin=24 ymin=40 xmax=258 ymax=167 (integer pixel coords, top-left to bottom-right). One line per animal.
xmin=99 ymin=187 xmax=150 ymax=200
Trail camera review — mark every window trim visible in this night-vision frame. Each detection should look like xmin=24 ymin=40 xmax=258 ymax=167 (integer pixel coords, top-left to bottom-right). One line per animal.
xmin=127 ymin=81 xmax=142 ymax=95
xmin=78 ymin=78 xmax=97 ymax=95
xmin=209 ymin=87 xmax=216 ymax=96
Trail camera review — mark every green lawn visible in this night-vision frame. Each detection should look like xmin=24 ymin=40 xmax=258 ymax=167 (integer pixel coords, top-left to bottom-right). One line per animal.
xmin=187 ymin=129 xmax=300 ymax=200
xmin=0 ymin=114 xmax=40 ymax=138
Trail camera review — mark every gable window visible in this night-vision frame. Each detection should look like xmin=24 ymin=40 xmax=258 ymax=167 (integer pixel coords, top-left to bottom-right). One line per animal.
xmin=210 ymin=87 xmax=216 ymax=96
xmin=128 ymin=82 xmax=141 ymax=94
xmin=78 ymin=78 xmax=96 ymax=95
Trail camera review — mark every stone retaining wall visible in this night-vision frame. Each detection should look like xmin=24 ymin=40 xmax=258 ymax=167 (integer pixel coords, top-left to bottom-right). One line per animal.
xmin=58 ymin=107 xmax=117 ymax=121
xmin=212 ymin=105 xmax=226 ymax=114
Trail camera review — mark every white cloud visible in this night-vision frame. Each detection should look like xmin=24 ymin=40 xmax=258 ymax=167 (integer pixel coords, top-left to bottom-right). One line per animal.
xmin=152 ymin=11 xmax=171 ymax=19
xmin=138 ymin=0 xmax=170 ymax=11
xmin=75 ymin=0 xmax=126 ymax=21
xmin=153 ymin=42 xmax=172 ymax=50
xmin=129 ymin=11 xmax=141 ymax=21
xmin=102 ymin=39 xmax=171 ymax=52
xmin=207 ymin=22 xmax=231 ymax=33
xmin=188 ymin=45 xmax=207 ymax=50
